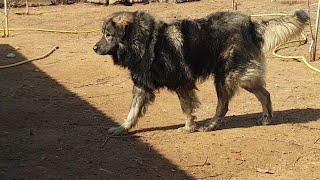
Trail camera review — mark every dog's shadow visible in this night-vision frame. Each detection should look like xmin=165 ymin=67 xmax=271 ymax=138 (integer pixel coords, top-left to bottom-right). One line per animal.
xmin=133 ymin=108 xmax=320 ymax=133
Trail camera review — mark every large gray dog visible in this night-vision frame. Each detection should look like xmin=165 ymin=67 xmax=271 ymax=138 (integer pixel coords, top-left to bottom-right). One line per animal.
xmin=93 ymin=10 xmax=309 ymax=135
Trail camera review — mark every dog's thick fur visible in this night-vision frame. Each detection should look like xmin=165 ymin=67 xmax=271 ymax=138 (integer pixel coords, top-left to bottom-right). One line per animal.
xmin=93 ymin=10 xmax=309 ymax=135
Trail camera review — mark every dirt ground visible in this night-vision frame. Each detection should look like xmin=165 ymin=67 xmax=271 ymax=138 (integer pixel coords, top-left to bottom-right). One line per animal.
xmin=1 ymin=0 xmax=320 ymax=179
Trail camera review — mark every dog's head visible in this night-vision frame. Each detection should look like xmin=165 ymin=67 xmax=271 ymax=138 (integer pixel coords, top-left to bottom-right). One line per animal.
xmin=94 ymin=11 xmax=156 ymax=69
xmin=93 ymin=12 xmax=134 ymax=56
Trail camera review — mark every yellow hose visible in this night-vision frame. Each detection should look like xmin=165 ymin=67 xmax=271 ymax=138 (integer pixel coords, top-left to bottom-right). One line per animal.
xmin=0 ymin=28 xmax=99 ymax=34
xmin=251 ymin=13 xmax=320 ymax=73
xmin=0 ymin=46 xmax=59 ymax=69
xmin=250 ymin=13 xmax=288 ymax=17
xmin=272 ymin=34 xmax=320 ymax=73
xmin=0 ymin=27 xmax=97 ymax=69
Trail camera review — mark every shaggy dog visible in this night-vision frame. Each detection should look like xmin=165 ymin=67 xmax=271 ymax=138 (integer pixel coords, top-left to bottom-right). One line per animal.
xmin=93 ymin=10 xmax=309 ymax=135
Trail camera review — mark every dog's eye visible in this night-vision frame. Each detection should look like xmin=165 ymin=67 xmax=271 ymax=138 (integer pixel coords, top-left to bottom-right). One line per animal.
xmin=105 ymin=33 xmax=112 ymax=39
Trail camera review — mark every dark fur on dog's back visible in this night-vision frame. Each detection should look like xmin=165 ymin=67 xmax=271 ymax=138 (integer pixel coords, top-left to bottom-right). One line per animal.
xmin=103 ymin=11 xmax=261 ymax=90
xmin=94 ymin=10 xmax=309 ymax=135
xmin=95 ymin=11 xmax=307 ymax=91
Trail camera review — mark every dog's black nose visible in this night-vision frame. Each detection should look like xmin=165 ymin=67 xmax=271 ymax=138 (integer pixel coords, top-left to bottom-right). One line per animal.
xmin=93 ymin=45 xmax=98 ymax=52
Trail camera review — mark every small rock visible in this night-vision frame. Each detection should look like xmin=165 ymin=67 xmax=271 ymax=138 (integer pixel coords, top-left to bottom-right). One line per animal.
xmin=6 ymin=53 xmax=16 ymax=58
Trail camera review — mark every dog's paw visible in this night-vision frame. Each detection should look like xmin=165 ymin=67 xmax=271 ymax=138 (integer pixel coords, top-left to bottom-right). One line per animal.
xmin=108 ymin=126 xmax=128 ymax=136
xmin=256 ymin=115 xmax=272 ymax=125
xmin=177 ymin=125 xmax=196 ymax=133
xmin=198 ymin=121 xmax=220 ymax=132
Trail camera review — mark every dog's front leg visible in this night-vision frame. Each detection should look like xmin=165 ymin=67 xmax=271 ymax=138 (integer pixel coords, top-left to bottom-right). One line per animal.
xmin=108 ymin=86 xmax=155 ymax=135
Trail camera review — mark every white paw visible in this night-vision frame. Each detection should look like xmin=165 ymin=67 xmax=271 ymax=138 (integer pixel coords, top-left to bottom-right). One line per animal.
xmin=108 ymin=126 xmax=128 ymax=135
xmin=177 ymin=125 xmax=196 ymax=133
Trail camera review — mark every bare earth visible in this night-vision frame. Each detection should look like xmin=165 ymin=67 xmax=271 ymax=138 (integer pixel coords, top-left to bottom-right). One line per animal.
xmin=1 ymin=0 xmax=320 ymax=179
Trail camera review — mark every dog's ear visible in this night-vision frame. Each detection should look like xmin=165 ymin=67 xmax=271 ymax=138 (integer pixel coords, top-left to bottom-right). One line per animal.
xmin=113 ymin=14 xmax=134 ymax=26
xmin=112 ymin=13 xmax=134 ymax=32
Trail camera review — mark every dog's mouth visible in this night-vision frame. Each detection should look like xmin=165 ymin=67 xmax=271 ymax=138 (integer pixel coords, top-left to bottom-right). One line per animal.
xmin=96 ymin=51 xmax=108 ymax=56
xmin=106 ymin=48 xmax=116 ymax=56
xmin=93 ymin=45 xmax=118 ymax=56
xmin=93 ymin=48 xmax=112 ymax=56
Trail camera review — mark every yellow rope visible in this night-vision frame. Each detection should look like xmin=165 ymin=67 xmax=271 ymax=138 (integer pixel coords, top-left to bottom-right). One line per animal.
xmin=0 ymin=46 xmax=59 ymax=69
xmin=0 ymin=28 xmax=99 ymax=34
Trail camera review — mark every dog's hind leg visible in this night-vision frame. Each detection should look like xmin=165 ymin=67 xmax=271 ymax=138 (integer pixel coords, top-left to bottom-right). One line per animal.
xmin=241 ymin=78 xmax=273 ymax=125
xmin=199 ymin=75 xmax=237 ymax=132
xmin=108 ymin=86 xmax=155 ymax=135
xmin=176 ymin=88 xmax=200 ymax=133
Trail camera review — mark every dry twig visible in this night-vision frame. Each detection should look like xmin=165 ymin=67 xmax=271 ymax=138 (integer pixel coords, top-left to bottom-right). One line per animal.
xmin=293 ymin=155 xmax=303 ymax=166
xmin=269 ymin=137 xmax=320 ymax=151
xmin=256 ymin=168 xmax=275 ymax=174
xmin=86 ymin=91 xmax=131 ymax=99
xmin=187 ymin=156 xmax=210 ymax=167
xmin=195 ymin=173 xmax=223 ymax=179
xmin=101 ymin=135 xmax=141 ymax=147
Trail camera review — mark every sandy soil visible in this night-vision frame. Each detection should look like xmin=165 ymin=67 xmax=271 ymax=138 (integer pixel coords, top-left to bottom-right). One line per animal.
xmin=1 ymin=0 xmax=320 ymax=179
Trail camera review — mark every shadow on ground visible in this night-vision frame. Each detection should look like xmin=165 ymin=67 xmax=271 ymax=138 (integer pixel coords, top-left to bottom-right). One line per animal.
xmin=0 ymin=44 xmax=192 ymax=179
xmin=134 ymin=108 xmax=320 ymax=133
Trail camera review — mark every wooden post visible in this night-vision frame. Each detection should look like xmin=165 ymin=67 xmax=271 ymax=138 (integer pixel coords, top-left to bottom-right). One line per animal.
xmin=311 ymin=0 xmax=320 ymax=61
xmin=26 ymin=0 xmax=29 ymax=15
xmin=4 ymin=0 xmax=9 ymax=37
xmin=232 ymin=0 xmax=237 ymax=10
xmin=232 ymin=0 xmax=235 ymax=10
xmin=308 ymin=0 xmax=315 ymax=60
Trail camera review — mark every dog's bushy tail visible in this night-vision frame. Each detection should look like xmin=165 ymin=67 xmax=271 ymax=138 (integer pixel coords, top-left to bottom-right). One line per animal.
xmin=258 ymin=10 xmax=309 ymax=51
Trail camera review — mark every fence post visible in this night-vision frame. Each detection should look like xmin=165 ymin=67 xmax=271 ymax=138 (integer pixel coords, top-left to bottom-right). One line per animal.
xmin=312 ymin=0 xmax=320 ymax=61
xmin=4 ymin=0 xmax=9 ymax=37
xmin=26 ymin=0 xmax=29 ymax=15
xmin=232 ymin=0 xmax=237 ymax=10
